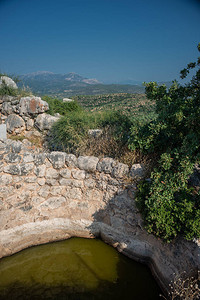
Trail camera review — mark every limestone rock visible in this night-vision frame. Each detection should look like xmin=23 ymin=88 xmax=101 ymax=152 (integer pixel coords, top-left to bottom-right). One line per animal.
xmin=22 ymin=152 xmax=35 ymax=163
xmin=34 ymin=153 xmax=46 ymax=166
xmin=37 ymin=178 xmax=46 ymax=186
xmin=130 ymin=163 xmax=146 ymax=179
xmin=77 ymin=156 xmax=99 ymax=172
xmin=10 ymin=140 xmax=22 ymax=153
xmin=0 ymin=76 xmax=18 ymax=89
xmin=0 ymin=124 xmax=7 ymax=140
xmin=63 ymin=98 xmax=74 ymax=102
xmin=20 ymin=163 xmax=34 ymax=175
xmin=71 ymin=169 xmax=86 ymax=180
xmin=65 ymin=154 xmax=77 ymax=167
xmin=5 ymin=153 xmax=21 ymax=163
xmin=40 ymin=196 xmax=66 ymax=209
xmin=46 ymin=168 xmax=59 ymax=179
xmin=26 ymin=119 xmax=34 ymax=131
xmin=54 ymin=113 xmax=61 ymax=117
xmin=60 ymin=169 xmax=71 ymax=178
xmin=1 ymin=102 xmax=14 ymax=115
xmin=4 ymin=164 xmax=21 ymax=175
xmin=88 ymin=129 xmax=103 ymax=138
xmin=0 ymin=174 xmax=13 ymax=185
xmin=48 ymin=152 xmax=66 ymax=169
xmin=34 ymin=165 xmax=46 ymax=177
xmin=112 ymin=162 xmax=129 ymax=178
xmin=35 ymin=113 xmax=59 ymax=131
xmin=0 ymin=95 xmax=18 ymax=103
xmin=97 ymin=158 xmax=115 ymax=174
xmin=19 ymin=97 xmax=49 ymax=116
xmin=5 ymin=114 xmax=25 ymax=134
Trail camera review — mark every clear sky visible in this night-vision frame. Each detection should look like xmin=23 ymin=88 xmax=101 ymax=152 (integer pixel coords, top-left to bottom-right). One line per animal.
xmin=0 ymin=0 xmax=200 ymax=83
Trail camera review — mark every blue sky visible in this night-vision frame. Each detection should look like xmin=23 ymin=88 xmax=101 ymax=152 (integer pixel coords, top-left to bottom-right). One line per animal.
xmin=0 ymin=0 xmax=199 ymax=83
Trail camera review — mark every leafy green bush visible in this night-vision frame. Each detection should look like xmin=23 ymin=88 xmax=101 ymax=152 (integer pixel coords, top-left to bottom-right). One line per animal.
xmin=42 ymin=96 xmax=82 ymax=116
xmin=130 ymin=44 xmax=200 ymax=242
xmin=48 ymin=110 xmax=132 ymax=156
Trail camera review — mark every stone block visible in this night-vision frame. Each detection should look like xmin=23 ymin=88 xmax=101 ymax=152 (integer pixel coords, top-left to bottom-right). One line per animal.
xmin=5 ymin=114 xmax=25 ymax=134
xmin=34 ymin=165 xmax=46 ymax=177
xmin=46 ymin=167 xmax=59 ymax=179
xmin=60 ymin=168 xmax=71 ymax=178
xmin=0 ymin=124 xmax=7 ymax=140
xmin=35 ymin=113 xmax=59 ymax=131
xmin=72 ymin=169 xmax=86 ymax=180
xmin=97 ymin=158 xmax=115 ymax=174
xmin=65 ymin=154 xmax=77 ymax=167
xmin=48 ymin=152 xmax=66 ymax=169
xmin=112 ymin=162 xmax=129 ymax=178
xmin=40 ymin=196 xmax=66 ymax=209
xmin=5 ymin=153 xmax=21 ymax=163
xmin=20 ymin=163 xmax=34 ymax=175
xmin=130 ymin=163 xmax=146 ymax=179
xmin=77 ymin=156 xmax=99 ymax=172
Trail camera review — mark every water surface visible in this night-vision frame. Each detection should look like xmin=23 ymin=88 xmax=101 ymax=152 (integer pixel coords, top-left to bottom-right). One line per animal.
xmin=0 ymin=238 xmax=161 ymax=299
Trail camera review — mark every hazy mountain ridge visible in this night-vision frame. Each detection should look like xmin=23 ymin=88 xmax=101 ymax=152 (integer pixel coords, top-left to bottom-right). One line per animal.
xmin=18 ymin=71 xmax=145 ymax=96
xmin=20 ymin=71 xmax=101 ymax=84
xmin=18 ymin=71 xmax=173 ymax=97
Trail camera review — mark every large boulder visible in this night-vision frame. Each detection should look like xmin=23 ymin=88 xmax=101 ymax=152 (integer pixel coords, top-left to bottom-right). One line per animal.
xmin=5 ymin=114 xmax=25 ymax=134
xmin=0 ymin=76 xmax=18 ymax=89
xmin=19 ymin=97 xmax=49 ymax=116
xmin=35 ymin=113 xmax=59 ymax=131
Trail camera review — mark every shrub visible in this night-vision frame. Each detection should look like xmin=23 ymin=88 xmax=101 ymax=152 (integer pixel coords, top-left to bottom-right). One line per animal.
xmin=130 ymin=43 xmax=200 ymax=242
xmin=47 ymin=110 xmax=132 ymax=158
xmin=42 ymin=96 xmax=82 ymax=116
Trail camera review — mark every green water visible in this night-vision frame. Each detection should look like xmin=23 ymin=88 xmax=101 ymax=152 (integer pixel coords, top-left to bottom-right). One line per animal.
xmin=0 ymin=238 xmax=161 ymax=300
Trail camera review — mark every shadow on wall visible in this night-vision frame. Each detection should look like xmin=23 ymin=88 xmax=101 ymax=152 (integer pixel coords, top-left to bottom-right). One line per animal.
xmin=86 ymin=185 xmax=200 ymax=297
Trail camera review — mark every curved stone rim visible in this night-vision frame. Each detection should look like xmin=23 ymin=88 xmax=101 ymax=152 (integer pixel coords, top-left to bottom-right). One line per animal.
xmin=0 ymin=217 xmax=194 ymax=296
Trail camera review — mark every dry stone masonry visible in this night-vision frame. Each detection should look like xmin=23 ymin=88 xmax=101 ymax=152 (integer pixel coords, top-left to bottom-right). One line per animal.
xmin=0 ymin=138 xmax=199 ymax=294
xmin=0 ymin=81 xmax=199 ymax=294
xmin=0 ymin=94 xmax=52 ymax=135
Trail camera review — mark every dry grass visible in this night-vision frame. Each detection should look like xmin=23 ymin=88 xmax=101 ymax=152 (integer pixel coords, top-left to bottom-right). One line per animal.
xmin=9 ymin=133 xmax=44 ymax=148
xmin=160 ymin=271 xmax=200 ymax=300
xmin=74 ymin=126 xmax=157 ymax=169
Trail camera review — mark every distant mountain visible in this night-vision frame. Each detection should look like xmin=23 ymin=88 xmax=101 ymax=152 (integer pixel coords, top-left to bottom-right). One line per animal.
xmin=20 ymin=71 xmax=101 ymax=86
xmin=114 ymin=79 xmax=143 ymax=85
xmin=18 ymin=71 xmax=145 ymax=97
xmin=115 ymin=79 xmax=173 ymax=88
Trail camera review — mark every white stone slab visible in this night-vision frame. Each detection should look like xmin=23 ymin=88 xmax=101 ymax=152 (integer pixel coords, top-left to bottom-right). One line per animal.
xmin=0 ymin=124 xmax=7 ymax=139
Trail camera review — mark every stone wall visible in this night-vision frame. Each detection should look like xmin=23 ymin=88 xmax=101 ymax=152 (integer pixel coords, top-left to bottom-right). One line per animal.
xmin=0 ymin=94 xmax=55 ymax=135
xmin=0 ymin=138 xmax=199 ymax=294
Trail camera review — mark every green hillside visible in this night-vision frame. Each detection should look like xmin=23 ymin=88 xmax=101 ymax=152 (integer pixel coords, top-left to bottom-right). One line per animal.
xmin=74 ymin=93 xmax=156 ymax=122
